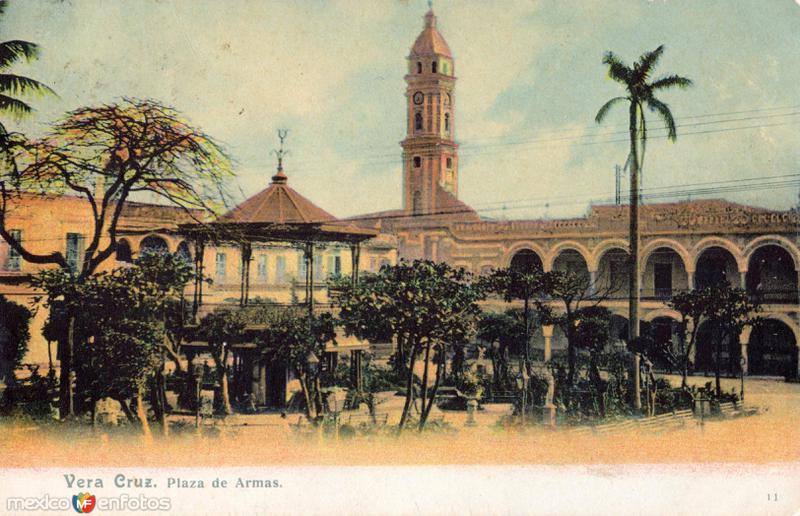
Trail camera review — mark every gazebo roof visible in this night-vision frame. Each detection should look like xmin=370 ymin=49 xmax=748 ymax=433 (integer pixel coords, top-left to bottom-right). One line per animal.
xmin=179 ymin=167 xmax=377 ymax=244
xmin=218 ymin=168 xmax=336 ymax=224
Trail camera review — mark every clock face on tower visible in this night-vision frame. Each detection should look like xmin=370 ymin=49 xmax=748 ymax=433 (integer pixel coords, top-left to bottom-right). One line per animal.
xmin=413 ymin=92 xmax=424 ymax=105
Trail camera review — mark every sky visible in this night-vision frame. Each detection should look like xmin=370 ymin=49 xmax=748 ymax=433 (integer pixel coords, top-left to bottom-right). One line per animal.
xmin=2 ymin=0 xmax=799 ymax=220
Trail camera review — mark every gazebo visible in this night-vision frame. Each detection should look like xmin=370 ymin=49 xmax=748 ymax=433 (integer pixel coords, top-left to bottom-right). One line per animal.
xmin=178 ymin=142 xmax=378 ymax=406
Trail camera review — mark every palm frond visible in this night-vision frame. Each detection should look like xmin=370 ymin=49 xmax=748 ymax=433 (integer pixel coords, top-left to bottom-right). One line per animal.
xmin=0 ymin=94 xmax=32 ymax=120
xmin=635 ymin=45 xmax=665 ymax=81
xmin=602 ymin=51 xmax=632 ymax=85
xmin=646 ymin=97 xmax=677 ymax=141
xmin=594 ymin=96 xmax=627 ymax=124
xmin=0 ymin=74 xmax=56 ymax=97
xmin=0 ymin=40 xmax=40 ymax=68
xmin=651 ymin=74 xmax=693 ymax=91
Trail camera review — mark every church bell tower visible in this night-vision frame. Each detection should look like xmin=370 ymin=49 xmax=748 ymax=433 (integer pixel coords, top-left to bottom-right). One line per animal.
xmin=401 ymin=8 xmax=458 ymax=216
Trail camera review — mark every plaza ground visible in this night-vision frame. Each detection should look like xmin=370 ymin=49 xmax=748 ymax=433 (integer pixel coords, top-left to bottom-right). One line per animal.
xmin=1 ymin=375 xmax=798 ymax=467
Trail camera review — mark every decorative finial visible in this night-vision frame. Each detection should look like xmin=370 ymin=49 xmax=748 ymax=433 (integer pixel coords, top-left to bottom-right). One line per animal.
xmin=424 ymin=3 xmax=436 ymax=28
xmin=270 ymin=129 xmax=290 ymax=184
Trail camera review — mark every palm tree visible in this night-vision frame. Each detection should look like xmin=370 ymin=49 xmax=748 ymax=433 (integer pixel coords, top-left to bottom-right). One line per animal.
xmin=595 ymin=45 xmax=691 ymax=410
xmin=0 ymin=0 xmax=55 ymax=147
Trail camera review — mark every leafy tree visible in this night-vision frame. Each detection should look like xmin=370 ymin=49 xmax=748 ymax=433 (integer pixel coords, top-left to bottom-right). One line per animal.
xmin=0 ymin=294 xmax=32 ymax=410
xmin=476 ymin=310 xmax=525 ymax=389
xmin=33 ymin=260 xmax=186 ymax=436
xmin=572 ymin=306 xmax=613 ymax=416
xmin=481 ymin=267 xmax=545 ymax=375
xmin=704 ymin=284 xmax=759 ymax=397
xmin=669 ymin=284 xmax=759 ymax=396
xmin=197 ymin=309 xmax=247 ymax=416
xmin=335 ymin=260 xmax=483 ymax=432
xmin=257 ymin=308 xmax=336 ymax=420
xmin=0 ymin=99 xmax=232 ymax=418
xmin=595 ymin=46 xmax=692 ymax=386
xmin=537 ymin=270 xmax=605 ymax=385
xmin=668 ymin=289 xmax=712 ymax=389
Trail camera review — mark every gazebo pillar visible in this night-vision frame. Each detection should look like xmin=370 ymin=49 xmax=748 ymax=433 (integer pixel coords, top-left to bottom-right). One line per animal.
xmin=239 ymin=242 xmax=252 ymax=307
xmin=350 ymin=243 xmax=361 ymax=284
xmin=191 ymin=238 xmax=206 ymax=318
xmin=305 ymin=242 xmax=314 ymax=317
xmin=350 ymin=242 xmax=363 ymax=392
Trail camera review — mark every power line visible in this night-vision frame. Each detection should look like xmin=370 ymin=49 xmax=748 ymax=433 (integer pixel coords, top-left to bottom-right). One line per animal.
xmin=274 ymin=103 xmax=800 ymax=164
xmin=239 ymin=111 xmax=800 ymax=184
xmin=6 ymin=172 xmax=799 ymax=243
xmin=259 ymin=105 xmax=800 ymax=174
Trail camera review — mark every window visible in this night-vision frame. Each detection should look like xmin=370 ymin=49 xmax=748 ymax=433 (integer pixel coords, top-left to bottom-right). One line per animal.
xmin=414 ymin=112 xmax=423 ymax=132
xmin=446 ymin=157 xmax=452 ymax=168
xmin=654 ymin=263 xmax=673 ymax=297
xmin=444 ymin=113 xmax=450 ymax=133
xmin=327 ymin=255 xmax=342 ymax=277
xmin=6 ymin=229 xmax=21 ymax=271
xmin=417 ymin=61 xmax=422 ymax=74
xmin=175 ymin=241 xmax=191 ymax=263
xmin=257 ymin=255 xmax=268 ymax=282
xmin=431 ymin=61 xmax=437 ymax=74
xmin=66 ymin=233 xmax=85 ymax=273
xmin=215 ymin=252 xmax=226 ymax=281
xmin=116 ymin=239 xmax=133 ymax=263
xmin=413 ymin=156 xmax=421 ymax=168
xmin=610 ymin=260 xmax=624 ymax=289
xmin=412 ymin=191 xmax=422 ymax=215
xmin=442 ymin=62 xmax=448 ymax=75
xmin=276 ymin=255 xmax=286 ymax=283
xmin=313 ymin=254 xmax=323 ymax=282
xmin=298 ymin=253 xmax=307 ymax=281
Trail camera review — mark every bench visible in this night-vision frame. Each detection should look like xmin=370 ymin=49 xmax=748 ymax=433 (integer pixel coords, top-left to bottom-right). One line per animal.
xmin=565 ymin=426 xmax=593 ymax=437
xmin=637 ymin=412 xmax=687 ymax=433
xmin=672 ymin=409 xmax=695 ymax=426
xmin=594 ymin=419 xmax=635 ymax=435
xmin=346 ymin=412 xmax=389 ymax=427
xmin=718 ymin=401 xmax=741 ymax=418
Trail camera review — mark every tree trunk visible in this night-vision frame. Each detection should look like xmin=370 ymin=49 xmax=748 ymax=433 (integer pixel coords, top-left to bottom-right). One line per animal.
xmin=523 ymin=297 xmax=531 ymax=375
xmin=91 ymin=398 xmax=97 ymax=430
xmin=395 ymin=334 xmax=407 ymax=374
xmin=715 ymin=331 xmax=723 ymax=398
xmin=298 ymin=371 xmax=315 ymax=420
xmin=115 ymin=397 xmax=136 ymax=423
xmin=157 ymin=354 xmax=169 ymax=436
xmin=398 ymin=342 xmax=419 ymax=431
xmin=218 ymin=367 xmax=232 ymax=416
xmin=419 ymin=349 xmax=444 ymax=431
xmin=135 ymin=385 xmax=152 ymax=440
xmin=417 ymin=342 xmax=432 ymax=432
xmin=628 ymin=100 xmax=642 ymax=411
xmin=59 ymin=314 xmax=75 ymax=419
xmin=313 ymin=374 xmax=324 ymax=417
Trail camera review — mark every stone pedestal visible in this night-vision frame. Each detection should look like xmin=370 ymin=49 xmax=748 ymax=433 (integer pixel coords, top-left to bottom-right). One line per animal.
xmin=465 ymin=398 xmax=478 ymax=427
xmin=542 ymin=325 xmax=554 ymax=362
xmin=542 ymin=403 xmax=556 ymax=428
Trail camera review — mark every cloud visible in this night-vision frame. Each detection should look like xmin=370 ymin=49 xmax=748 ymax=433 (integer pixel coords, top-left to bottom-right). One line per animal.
xmin=1 ymin=0 xmax=798 ymax=220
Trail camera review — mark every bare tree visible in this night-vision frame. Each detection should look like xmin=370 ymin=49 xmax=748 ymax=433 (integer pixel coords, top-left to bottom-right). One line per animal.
xmin=0 ymin=98 xmax=233 ymax=417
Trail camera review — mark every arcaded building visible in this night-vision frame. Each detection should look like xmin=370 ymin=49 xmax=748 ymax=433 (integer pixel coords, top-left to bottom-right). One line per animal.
xmin=351 ymin=9 xmax=800 ymax=377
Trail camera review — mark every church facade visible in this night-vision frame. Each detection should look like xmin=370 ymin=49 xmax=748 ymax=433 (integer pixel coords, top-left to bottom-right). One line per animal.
xmin=352 ymin=9 xmax=800 ymax=377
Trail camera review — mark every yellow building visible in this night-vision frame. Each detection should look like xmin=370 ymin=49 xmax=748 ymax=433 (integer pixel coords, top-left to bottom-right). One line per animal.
xmin=0 ymin=166 xmax=396 ymax=369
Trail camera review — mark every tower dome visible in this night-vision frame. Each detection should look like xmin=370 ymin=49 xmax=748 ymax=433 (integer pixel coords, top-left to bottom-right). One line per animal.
xmin=410 ymin=9 xmax=452 ymax=58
